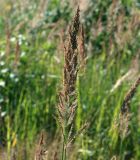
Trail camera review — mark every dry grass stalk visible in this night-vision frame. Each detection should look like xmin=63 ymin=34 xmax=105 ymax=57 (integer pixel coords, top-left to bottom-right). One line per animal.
xmin=14 ymin=40 xmax=20 ymax=68
xmin=53 ymin=152 xmax=58 ymax=160
xmin=111 ymin=155 xmax=117 ymax=160
xmin=5 ymin=22 xmax=11 ymax=58
xmin=119 ymin=76 xmax=140 ymax=138
xmin=57 ymin=7 xmax=86 ymax=159
xmin=34 ymin=132 xmax=47 ymax=160
xmin=111 ymin=55 xmax=139 ymax=92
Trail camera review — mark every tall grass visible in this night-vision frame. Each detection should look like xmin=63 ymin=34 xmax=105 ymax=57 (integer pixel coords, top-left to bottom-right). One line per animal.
xmin=0 ymin=0 xmax=140 ymax=159
xmin=57 ymin=7 xmax=87 ymax=160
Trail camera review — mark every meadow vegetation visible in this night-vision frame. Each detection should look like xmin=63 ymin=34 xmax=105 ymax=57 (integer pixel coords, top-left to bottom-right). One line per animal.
xmin=0 ymin=0 xmax=140 ymax=159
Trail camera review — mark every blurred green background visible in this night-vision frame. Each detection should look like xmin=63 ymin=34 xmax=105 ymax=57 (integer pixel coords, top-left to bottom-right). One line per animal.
xmin=0 ymin=0 xmax=140 ymax=159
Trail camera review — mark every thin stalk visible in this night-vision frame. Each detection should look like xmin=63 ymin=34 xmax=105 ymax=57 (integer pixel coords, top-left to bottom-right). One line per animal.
xmin=62 ymin=140 xmax=65 ymax=160
xmin=119 ymin=138 xmax=126 ymax=160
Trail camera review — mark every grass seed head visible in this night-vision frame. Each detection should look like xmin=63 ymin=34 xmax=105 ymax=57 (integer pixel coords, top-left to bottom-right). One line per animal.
xmin=119 ymin=76 xmax=140 ymax=138
xmin=57 ymin=7 xmax=86 ymax=154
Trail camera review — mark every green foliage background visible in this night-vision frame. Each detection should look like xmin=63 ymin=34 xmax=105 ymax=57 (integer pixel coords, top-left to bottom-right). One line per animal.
xmin=0 ymin=0 xmax=140 ymax=159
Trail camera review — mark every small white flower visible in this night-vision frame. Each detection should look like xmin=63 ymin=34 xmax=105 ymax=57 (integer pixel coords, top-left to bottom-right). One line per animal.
xmin=10 ymin=73 xmax=15 ymax=79
xmin=1 ymin=68 xmax=8 ymax=73
xmin=21 ymin=52 xmax=26 ymax=57
xmin=0 ymin=80 xmax=5 ymax=87
xmin=78 ymin=149 xmax=94 ymax=156
xmin=18 ymin=34 xmax=26 ymax=40
xmin=0 ymin=51 xmax=5 ymax=57
xmin=15 ymin=78 xmax=19 ymax=82
xmin=1 ymin=111 xmax=6 ymax=117
xmin=0 ymin=61 xmax=5 ymax=66
xmin=41 ymin=75 xmax=45 ymax=79
xmin=19 ymin=40 xmax=22 ymax=45
xmin=10 ymin=37 xmax=16 ymax=42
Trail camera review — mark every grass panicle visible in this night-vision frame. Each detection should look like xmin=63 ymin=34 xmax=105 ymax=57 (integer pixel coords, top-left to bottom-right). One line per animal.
xmin=119 ymin=76 xmax=140 ymax=139
xmin=57 ymin=7 xmax=87 ymax=160
xmin=121 ymin=76 xmax=140 ymax=114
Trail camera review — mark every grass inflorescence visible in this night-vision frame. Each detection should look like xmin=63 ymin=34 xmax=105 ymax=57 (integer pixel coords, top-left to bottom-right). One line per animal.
xmin=57 ymin=7 xmax=87 ymax=160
